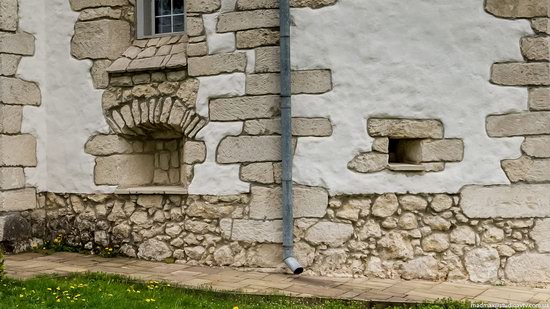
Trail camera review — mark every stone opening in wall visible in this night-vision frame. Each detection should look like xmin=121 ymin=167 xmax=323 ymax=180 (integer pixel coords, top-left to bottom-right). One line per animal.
xmin=387 ymin=139 xmax=427 ymax=172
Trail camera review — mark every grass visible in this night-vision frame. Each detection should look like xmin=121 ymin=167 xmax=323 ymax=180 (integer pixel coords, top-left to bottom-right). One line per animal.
xmin=0 ymin=273 xmax=475 ymax=309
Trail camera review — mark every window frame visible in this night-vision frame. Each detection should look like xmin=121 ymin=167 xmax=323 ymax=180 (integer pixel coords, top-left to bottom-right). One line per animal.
xmin=136 ymin=0 xmax=186 ymax=39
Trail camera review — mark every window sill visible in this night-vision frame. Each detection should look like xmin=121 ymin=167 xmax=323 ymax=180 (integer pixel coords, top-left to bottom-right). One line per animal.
xmin=115 ymin=186 xmax=188 ymax=195
xmin=387 ymin=163 xmax=426 ymax=172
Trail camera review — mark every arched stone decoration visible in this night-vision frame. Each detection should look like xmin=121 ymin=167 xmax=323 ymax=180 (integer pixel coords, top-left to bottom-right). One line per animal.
xmin=105 ymin=98 xmax=206 ymax=139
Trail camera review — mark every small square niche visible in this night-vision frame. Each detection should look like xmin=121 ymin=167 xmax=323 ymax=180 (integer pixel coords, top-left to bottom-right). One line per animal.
xmin=387 ymin=139 xmax=426 ymax=172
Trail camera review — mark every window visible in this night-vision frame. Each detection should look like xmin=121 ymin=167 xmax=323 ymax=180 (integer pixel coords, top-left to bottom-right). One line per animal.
xmin=137 ymin=0 xmax=185 ymax=38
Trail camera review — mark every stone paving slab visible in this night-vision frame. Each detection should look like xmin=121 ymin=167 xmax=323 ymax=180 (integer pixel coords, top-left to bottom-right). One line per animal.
xmin=4 ymin=252 xmax=550 ymax=304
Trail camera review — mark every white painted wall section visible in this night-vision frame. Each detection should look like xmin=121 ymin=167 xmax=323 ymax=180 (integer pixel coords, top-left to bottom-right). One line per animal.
xmin=18 ymin=0 xmax=114 ymax=194
xmin=290 ymin=0 xmax=532 ymax=194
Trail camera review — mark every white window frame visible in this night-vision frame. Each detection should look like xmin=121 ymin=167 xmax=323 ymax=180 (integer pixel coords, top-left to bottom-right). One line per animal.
xmin=136 ymin=0 xmax=186 ymax=39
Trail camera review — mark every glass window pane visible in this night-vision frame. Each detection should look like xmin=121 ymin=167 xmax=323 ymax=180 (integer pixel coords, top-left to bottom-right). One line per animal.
xmin=173 ymin=0 xmax=184 ymax=14
xmin=173 ymin=14 xmax=184 ymax=32
xmin=155 ymin=0 xmax=171 ymax=16
xmin=155 ymin=16 xmax=172 ymax=34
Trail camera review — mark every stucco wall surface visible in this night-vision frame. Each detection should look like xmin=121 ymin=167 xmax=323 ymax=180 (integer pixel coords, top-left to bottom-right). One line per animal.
xmin=16 ymin=0 xmax=533 ymax=195
xmin=290 ymin=0 xmax=533 ymax=194
xmin=18 ymin=0 xmax=113 ymax=193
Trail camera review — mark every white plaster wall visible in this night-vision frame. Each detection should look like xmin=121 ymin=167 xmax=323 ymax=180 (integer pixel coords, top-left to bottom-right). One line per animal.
xmin=290 ymin=0 xmax=532 ymax=194
xmin=15 ymin=0 xmax=533 ymax=196
xmin=18 ymin=0 xmax=114 ymax=194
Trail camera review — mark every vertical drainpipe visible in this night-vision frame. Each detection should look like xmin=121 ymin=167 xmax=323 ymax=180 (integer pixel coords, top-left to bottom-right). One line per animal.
xmin=280 ymin=0 xmax=304 ymax=275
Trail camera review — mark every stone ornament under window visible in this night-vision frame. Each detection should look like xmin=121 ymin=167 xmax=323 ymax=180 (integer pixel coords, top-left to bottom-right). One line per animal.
xmin=348 ymin=118 xmax=464 ymax=173
xmin=137 ymin=0 xmax=186 ymax=39
xmin=92 ymin=34 xmax=207 ymax=194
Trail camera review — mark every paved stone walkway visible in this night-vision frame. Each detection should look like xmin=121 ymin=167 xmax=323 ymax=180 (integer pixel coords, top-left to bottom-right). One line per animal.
xmin=4 ymin=252 xmax=550 ymax=304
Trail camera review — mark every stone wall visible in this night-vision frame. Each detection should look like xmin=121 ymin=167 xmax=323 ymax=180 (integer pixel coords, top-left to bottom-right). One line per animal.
xmin=2 ymin=0 xmax=550 ymax=285
xmin=0 ymin=0 xmax=39 ymax=249
xmin=33 ymin=191 xmax=549 ymax=284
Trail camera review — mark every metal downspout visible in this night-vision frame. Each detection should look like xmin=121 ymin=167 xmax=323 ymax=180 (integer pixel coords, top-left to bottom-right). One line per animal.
xmin=280 ymin=0 xmax=303 ymax=275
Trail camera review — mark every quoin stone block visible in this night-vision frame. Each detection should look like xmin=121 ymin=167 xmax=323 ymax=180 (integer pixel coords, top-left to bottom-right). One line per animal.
xmin=209 ymin=95 xmax=280 ymax=121
xmin=461 ymin=184 xmax=550 ymax=218
xmin=217 ymin=136 xmax=286 ymax=163
xmin=0 ymin=134 xmax=37 ymax=166
xmin=217 ymin=10 xmax=279 ymax=32
xmin=249 ymin=186 xmax=328 ymax=219
xmin=367 ymin=118 xmax=444 ymax=139
xmin=491 ymin=62 xmax=550 ymax=86
xmin=72 ymin=20 xmax=131 ymax=60
xmin=0 ymin=188 xmax=37 ymax=212
xmin=486 ymin=112 xmax=550 ymax=137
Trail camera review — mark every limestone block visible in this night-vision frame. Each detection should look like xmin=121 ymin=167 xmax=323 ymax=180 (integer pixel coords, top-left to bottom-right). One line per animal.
xmin=255 ymin=46 xmax=280 ymax=73
xmin=0 ymin=167 xmax=24 ymax=190
xmin=188 ymin=53 xmax=246 ymax=76
xmin=418 ymin=139 xmax=464 ymax=162
xmin=0 ymin=32 xmax=34 ymax=55
xmin=0 ymin=0 xmax=17 ymax=31
xmin=137 ymin=239 xmax=172 ymax=261
xmin=217 ymin=10 xmax=279 ymax=33
xmin=72 ymin=20 xmax=131 ymax=60
xmin=186 ymin=16 xmax=205 ymax=37
xmin=461 ymin=184 xmax=550 ymax=218
xmin=485 ymin=0 xmax=549 ymax=18
xmin=521 ymin=36 xmax=550 ymax=61
xmin=79 ymin=7 xmax=122 ymax=20
xmin=0 ymin=134 xmax=37 ymax=166
xmin=236 ymin=28 xmax=279 ymax=49
xmin=0 ymin=104 xmax=21 ymax=133
xmin=505 ymin=253 xmax=550 ymax=282
xmin=348 ymin=152 xmax=388 ymax=173
xmin=487 ymin=112 xmax=550 ymax=137
xmin=187 ymin=0 xmax=221 ymax=13
xmin=522 ymin=136 xmax=550 ymax=157
xmin=502 ymin=156 xmax=550 ymax=182
xmin=182 ymin=141 xmax=206 ymax=164
xmin=367 ymin=118 xmax=443 ymax=139
xmin=90 ymin=60 xmax=111 ymax=89
xmin=69 ymin=0 xmax=129 ymax=11
xmin=0 ymin=188 xmax=37 ymax=211
xmin=240 ymin=162 xmax=274 ymax=183
xmin=304 ymin=221 xmax=353 ymax=247
xmin=372 ymin=193 xmax=399 ymax=217
xmin=0 ymin=77 xmax=40 ymax=105
xmin=491 ymin=62 xmax=550 ymax=86
xmin=217 ymin=135 xmax=285 ymax=163
xmin=464 ymin=247 xmax=500 ymax=283
xmin=85 ymin=135 xmax=133 ymax=155
xmin=401 ymin=256 xmax=441 ymax=280
xmin=231 ymin=219 xmax=282 ymax=242
xmin=0 ymin=214 xmax=30 ymax=242
xmin=532 ymin=18 xmax=550 ymax=34
xmin=237 ymin=0 xmax=336 ymax=9
xmin=209 ymin=95 xmax=280 ymax=121
xmin=0 ymin=54 xmax=21 ymax=76
xmin=187 ymin=42 xmax=208 ymax=57
xmin=249 ymin=185 xmax=328 ymax=219
xmin=529 ymin=87 xmax=550 ymax=110
xmin=244 ymin=117 xmax=332 ymax=136
xmin=246 ymin=70 xmax=332 ymax=95
xmin=372 ymin=138 xmax=389 ymax=153
xmin=94 ymin=154 xmax=155 ymax=185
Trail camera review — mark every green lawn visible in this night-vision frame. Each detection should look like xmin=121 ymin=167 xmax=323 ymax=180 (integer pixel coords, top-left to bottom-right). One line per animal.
xmin=0 ymin=273 xmax=471 ymax=309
